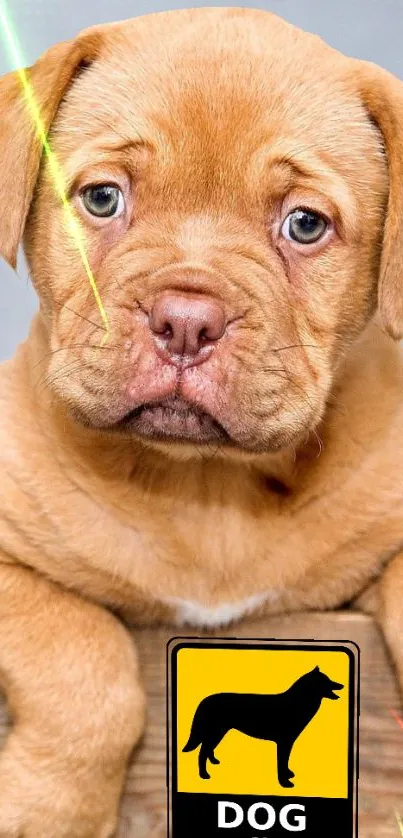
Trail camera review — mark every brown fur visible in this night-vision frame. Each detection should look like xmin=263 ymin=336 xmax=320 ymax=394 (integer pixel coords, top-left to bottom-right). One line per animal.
xmin=0 ymin=7 xmax=403 ymax=836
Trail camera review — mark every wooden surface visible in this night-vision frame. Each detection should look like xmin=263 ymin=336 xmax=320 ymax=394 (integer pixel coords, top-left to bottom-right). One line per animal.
xmin=1 ymin=611 xmax=402 ymax=836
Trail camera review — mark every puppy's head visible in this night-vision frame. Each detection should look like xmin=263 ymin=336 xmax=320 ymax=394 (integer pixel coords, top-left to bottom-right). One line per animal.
xmin=1 ymin=8 xmax=402 ymax=457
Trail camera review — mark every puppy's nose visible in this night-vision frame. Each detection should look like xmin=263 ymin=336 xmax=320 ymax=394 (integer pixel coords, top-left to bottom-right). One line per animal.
xmin=149 ymin=292 xmax=227 ymax=360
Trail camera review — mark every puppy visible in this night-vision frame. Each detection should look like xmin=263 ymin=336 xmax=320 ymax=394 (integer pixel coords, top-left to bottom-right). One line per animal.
xmin=0 ymin=6 xmax=403 ymax=837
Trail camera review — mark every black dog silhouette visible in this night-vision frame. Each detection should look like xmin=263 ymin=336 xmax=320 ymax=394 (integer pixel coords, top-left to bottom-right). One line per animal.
xmin=183 ymin=666 xmax=343 ymax=788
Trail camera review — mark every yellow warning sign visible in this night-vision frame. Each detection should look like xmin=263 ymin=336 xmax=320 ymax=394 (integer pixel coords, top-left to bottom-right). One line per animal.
xmin=168 ymin=639 xmax=358 ymax=838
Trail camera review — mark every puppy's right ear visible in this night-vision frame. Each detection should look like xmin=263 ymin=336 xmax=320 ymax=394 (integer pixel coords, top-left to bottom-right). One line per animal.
xmin=0 ymin=28 xmax=104 ymax=269
xmin=353 ymin=60 xmax=403 ymax=340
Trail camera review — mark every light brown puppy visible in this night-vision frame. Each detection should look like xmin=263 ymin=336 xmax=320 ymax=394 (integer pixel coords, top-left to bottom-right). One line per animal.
xmin=0 ymin=6 xmax=403 ymax=836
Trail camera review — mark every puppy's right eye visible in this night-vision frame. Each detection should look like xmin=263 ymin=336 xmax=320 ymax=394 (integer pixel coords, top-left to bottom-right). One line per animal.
xmin=81 ymin=184 xmax=125 ymax=218
xmin=281 ymin=209 xmax=328 ymax=244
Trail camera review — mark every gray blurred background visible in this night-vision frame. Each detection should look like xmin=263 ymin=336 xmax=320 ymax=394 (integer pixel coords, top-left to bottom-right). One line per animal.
xmin=1 ymin=0 xmax=402 ymax=360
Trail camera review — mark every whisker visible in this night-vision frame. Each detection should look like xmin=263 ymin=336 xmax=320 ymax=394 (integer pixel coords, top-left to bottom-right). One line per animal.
xmin=272 ymin=343 xmax=322 ymax=353
xmin=312 ymin=428 xmax=324 ymax=458
xmin=261 ymin=367 xmax=292 ymax=378
xmin=52 ymin=300 xmax=107 ymax=332
xmin=38 ymin=359 xmax=88 ymax=390
xmin=32 ymin=342 xmax=123 ymax=371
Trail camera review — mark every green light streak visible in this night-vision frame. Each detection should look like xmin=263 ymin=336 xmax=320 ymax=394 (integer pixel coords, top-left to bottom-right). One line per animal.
xmin=0 ymin=0 xmax=109 ymax=343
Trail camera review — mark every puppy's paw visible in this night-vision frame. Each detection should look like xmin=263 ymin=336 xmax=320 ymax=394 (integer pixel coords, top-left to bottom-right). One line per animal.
xmin=0 ymin=752 xmax=120 ymax=838
xmin=0 ymin=792 xmax=118 ymax=838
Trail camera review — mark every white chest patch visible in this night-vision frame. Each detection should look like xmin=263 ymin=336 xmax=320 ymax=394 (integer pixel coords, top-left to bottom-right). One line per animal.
xmin=165 ymin=590 xmax=279 ymax=628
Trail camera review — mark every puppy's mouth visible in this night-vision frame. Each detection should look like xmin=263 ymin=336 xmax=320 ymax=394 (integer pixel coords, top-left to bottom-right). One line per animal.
xmin=112 ymin=396 xmax=230 ymax=445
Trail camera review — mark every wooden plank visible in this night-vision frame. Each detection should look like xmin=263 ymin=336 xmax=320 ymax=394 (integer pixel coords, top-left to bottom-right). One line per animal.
xmin=1 ymin=611 xmax=402 ymax=836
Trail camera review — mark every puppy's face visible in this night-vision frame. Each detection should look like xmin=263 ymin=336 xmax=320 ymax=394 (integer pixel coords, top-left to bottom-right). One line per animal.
xmin=2 ymin=9 xmax=402 ymax=456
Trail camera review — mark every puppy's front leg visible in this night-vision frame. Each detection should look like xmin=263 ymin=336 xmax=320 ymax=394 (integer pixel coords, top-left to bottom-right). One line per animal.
xmin=378 ymin=552 xmax=403 ymax=697
xmin=0 ymin=562 xmax=145 ymax=838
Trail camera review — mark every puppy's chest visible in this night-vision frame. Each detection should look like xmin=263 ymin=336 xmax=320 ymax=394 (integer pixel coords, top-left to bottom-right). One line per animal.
xmin=141 ymin=508 xmax=314 ymax=627
xmin=74 ymin=482 xmax=384 ymax=627
xmin=129 ymin=499 xmax=300 ymax=626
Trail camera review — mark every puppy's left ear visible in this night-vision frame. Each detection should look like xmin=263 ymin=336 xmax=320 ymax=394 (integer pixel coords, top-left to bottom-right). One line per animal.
xmin=354 ymin=61 xmax=403 ymax=340
xmin=0 ymin=27 xmax=105 ymax=269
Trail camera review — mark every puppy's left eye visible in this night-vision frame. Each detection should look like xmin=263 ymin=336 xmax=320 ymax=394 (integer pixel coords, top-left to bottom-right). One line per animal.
xmin=81 ymin=185 xmax=125 ymax=218
xmin=281 ymin=209 xmax=328 ymax=244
